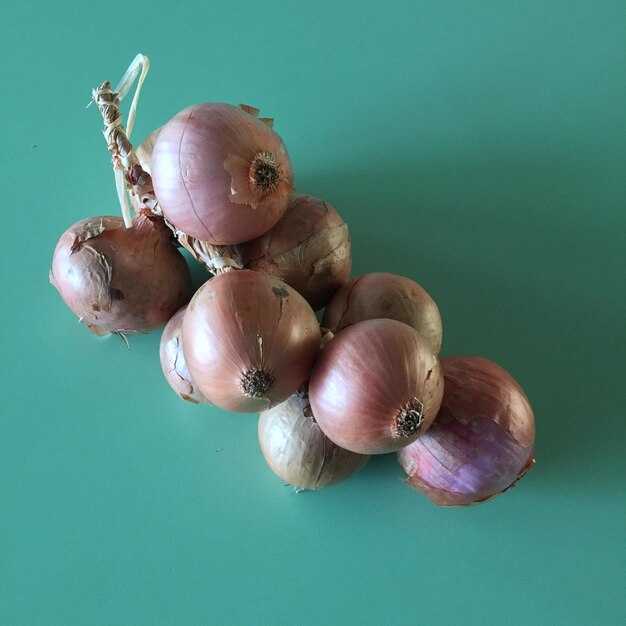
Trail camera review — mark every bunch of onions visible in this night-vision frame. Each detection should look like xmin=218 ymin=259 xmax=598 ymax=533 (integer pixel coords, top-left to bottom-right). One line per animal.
xmin=51 ymin=55 xmax=537 ymax=505
xmin=50 ymin=213 xmax=192 ymax=335
xmin=322 ymin=272 xmax=442 ymax=354
xmin=309 ymin=319 xmax=444 ymax=454
xmin=159 ymin=306 xmax=207 ymax=404
xmin=183 ymin=270 xmax=320 ymax=412
xmin=398 ymin=356 xmax=535 ymax=506
xmin=258 ymin=391 xmax=370 ymax=490
xmin=151 ymin=103 xmax=294 ymax=245
xmin=232 ymin=194 xmax=352 ymax=310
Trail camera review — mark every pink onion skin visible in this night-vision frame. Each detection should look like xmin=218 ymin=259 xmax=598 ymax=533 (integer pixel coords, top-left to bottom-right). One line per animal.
xmin=258 ymin=392 xmax=370 ymax=490
xmin=159 ymin=307 xmax=208 ymax=404
xmin=398 ymin=356 xmax=535 ymax=507
xmin=309 ymin=319 xmax=444 ymax=455
xmin=50 ymin=215 xmax=192 ymax=334
xmin=151 ymin=103 xmax=294 ymax=245
xmin=182 ymin=270 xmax=320 ymax=413
xmin=322 ymin=272 xmax=442 ymax=355
xmin=232 ymin=194 xmax=351 ymax=311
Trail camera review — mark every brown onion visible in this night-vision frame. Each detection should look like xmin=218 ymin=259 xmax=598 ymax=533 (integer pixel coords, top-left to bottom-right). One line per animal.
xmin=309 ymin=319 xmax=443 ymax=454
xmin=232 ymin=194 xmax=351 ymax=310
xmin=182 ymin=270 xmax=320 ymax=413
xmin=398 ymin=356 xmax=535 ymax=506
xmin=322 ymin=272 xmax=442 ymax=354
xmin=159 ymin=306 xmax=208 ymax=404
xmin=50 ymin=214 xmax=192 ymax=335
xmin=151 ymin=103 xmax=294 ymax=245
xmin=258 ymin=391 xmax=369 ymax=490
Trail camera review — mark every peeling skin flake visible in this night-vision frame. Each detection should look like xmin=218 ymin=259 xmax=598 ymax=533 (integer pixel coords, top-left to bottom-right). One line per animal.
xmin=223 ymin=153 xmax=259 ymax=207
xmin=159 ymin=307 xmax=208 ymax=404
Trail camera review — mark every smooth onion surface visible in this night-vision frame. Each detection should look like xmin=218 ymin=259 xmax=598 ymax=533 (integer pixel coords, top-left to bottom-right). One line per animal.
xmin=50 ymin=214 xmax=192 ymax=334
xmin=232 ymin=194 xmax=351 ymax=310
xmin=322 ymin=272 xmax=442 ymax=354
xmin=259 ymin=392 xmax=370 ymax=490
xmin=309 ymin=319 xmax=443 ymax=454
xmin=151 ymin=103 xmax=294 ymax=245
xmin=398 ymin=356 xmax=535 ymax=506
xmin=159 ymin=307 xmax=208 ymax=404
xmin=183 ymin=270 xmax=320 ymax=413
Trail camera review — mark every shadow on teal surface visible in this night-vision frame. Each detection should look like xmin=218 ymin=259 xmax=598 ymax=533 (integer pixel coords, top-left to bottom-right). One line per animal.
xmin=296 ymin=151 xmax=625 ymax=491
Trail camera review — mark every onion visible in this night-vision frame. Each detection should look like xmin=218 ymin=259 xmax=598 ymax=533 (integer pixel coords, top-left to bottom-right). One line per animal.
xmin=50 ymin=214 xmax=192 ymax=335
xmin=398 ymin=356 xmax=535 ymax=506
xmin=182 ymin=270 xmax=320 ymax=412
xmin=151 ymin=103 xmax=294 ymax=245
xmin=309 ymin=319 xmax=444 ymax=454
xmin=259 ymin=391 xmax=369 ymax=490
xmin=232 ymin=194 xmax=351 ymax=310
xmin=159 ymin=306 xmax=208 ymax=404
xmin=322 ymin=272 xmax=442 ymax=354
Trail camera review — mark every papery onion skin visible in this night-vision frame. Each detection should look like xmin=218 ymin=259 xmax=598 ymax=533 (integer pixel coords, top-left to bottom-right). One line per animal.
xmin=398 ymin=356 xmax=535 ymax=506
xmin=159 ymin=306 xmax=208 ymax=404
xmin=183 ymin=270 xmax=320 ymax=413
xmin=50 ymin=214 xmax=192 ymax=334
xmin=309 ymin=319 xmax=444 ymax=455
xmin=151 ymin=103 xmax=294 ymax=245
xmin=136 ymin=127 xmax=161 ymax=175
xmin=259 ymin=392 xmax=370 ymax=490
xmin=232 ymin=194 xmax=351 ymax=311
xmin=322 ymin=272 xmax=442 ymax=354
xmin=130 ymin=129 xmax=162 ymax=212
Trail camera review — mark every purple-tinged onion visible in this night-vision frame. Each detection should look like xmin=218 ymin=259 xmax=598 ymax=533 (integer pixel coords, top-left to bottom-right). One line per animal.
xmin=50 ymin=214 xmax=192 ymax=335
xmin=398 ymin=356 xmax=535 ymax=506
xmin=232 ymin=194 xmax=351 ymax=310
xmin=151 ymin=103 xmax=294 ymax=245
xmin=259 ymin=391 xmax=369 ymax=490
xmin=322 ymin=272 xmax=442 ymax=354
xmin=159 ymin=306 xmax=208 ymax=404
xmin=309 ymin=319 xmax=443 ymax=455
xmin=183 ymin=270 xmax=320 ymax=413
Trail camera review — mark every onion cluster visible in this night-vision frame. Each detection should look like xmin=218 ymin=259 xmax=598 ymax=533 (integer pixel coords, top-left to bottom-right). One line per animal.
xmin=51 ymin=56 xmax=535 ymax=505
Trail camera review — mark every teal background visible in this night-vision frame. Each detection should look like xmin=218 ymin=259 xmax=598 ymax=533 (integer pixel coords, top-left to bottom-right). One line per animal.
xmin=1 ymin=1 xmax=625 ymax=624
